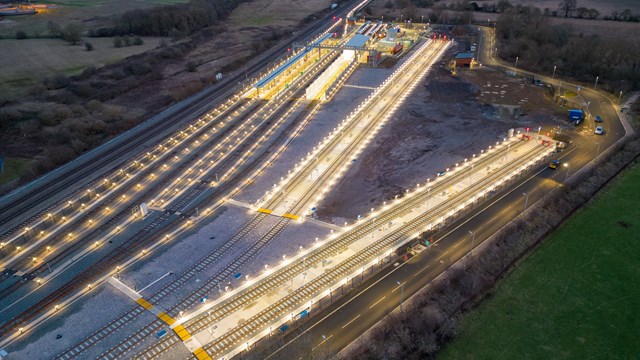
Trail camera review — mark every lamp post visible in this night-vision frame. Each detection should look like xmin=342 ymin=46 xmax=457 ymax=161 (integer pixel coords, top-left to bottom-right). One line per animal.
xmin=522 ymin=192 xmax=528 ymax=217
xmin=595 ymin=142 xmax=601 ymax=159
xmin=514 ymin=56 xmax=519 ymax=70
xmin=594 ymin=76 xmax=599 ymax=90
xmin=552 ymin=65 xmax=556 ymax=80
xmin=468 ymin=230 xmax=476 ymax=256
xmin=396 ymin=281 xmax=404 ymax=312
xmin=618 ymin=91 xmax=623 ymax=104
xmin=564 ymin=163 xmax=570 ymax=182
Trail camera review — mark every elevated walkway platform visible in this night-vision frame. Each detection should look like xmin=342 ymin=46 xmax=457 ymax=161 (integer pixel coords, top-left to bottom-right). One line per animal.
xmin=253 ymin=33 xmax=333 ymax=91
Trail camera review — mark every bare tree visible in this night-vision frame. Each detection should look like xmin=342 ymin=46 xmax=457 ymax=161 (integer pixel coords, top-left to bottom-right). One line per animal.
xmin=558 ymin=0 xmax=577 ymax=18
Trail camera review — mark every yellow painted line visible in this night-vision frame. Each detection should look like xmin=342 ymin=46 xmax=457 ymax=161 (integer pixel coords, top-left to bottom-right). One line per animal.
xmin=135 ymin=298 xmax=153 ymax=311
xmin=193 ymin=348 xmax=212 ymax=360
xmin=158 ymin=312 xmax=176 ymax=326
xmin=174 ymin=324 xmax=192 ymax=341
xmin=369 ymin=296 xmax=386 ymax=309
xmin=257 ymin=208 xmax=273 ymax=214
xmin=283 ymin=213 xmax=299 ymax=220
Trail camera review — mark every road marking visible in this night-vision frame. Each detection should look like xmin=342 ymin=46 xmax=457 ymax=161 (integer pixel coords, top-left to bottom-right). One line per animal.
xmin=369 ymin=296 xmax=386 ymax=309
xmin=452 ymin=242 xmax=460 ymax=248
xmin=436 ymin=251 xmax=449 ymax=260
xmin=282 ymin=213 xmax=299 ymax=220
xmin=392 ymin=283 xmax=403 ymax=292
xmin=193 ymin=347 xmax=212 ymax=360
xmin=341 ymin=314 xmax=361 ymax=329
xmin=311 ymin=334 xmax=333 ymax=351
xmin=414 ymin=264 xmax=431 ymax=277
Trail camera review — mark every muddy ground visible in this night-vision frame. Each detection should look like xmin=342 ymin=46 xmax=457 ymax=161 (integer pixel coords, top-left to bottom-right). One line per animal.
xmin=317 ymin=50 xmax=568 ymax=223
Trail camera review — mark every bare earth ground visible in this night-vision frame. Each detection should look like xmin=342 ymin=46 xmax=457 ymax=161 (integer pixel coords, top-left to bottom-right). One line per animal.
xmin=316 ymin=51 xmax=567 ymax=224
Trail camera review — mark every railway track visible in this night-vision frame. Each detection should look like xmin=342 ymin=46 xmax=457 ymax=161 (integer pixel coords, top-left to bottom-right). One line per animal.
xmin=204 ymin=145 xmax=553 ymax=358
xmin=82 ymin=51 xmax=363 ymax=360
xmin=142 ymin=139 xmax=552 ymax=359
xmin=0 ymin=23 xmax=340 ymax=300
xmin=0 ymin=3 xmax=352 ymax=242
xmin=53 ymin=213 xmax=268 ymax=360
xmin=93 ymin=96 xmax=338 ymax=360
xmin=129 ymin=39 xmax=451 ymax=358
xmin=0 ymin=96 xmax=258 ymax=272
xmin=263 ymin=40 xmax=449 ymax=214
xmin=0 ymin=44 xmax=341 ymax=343
xmin=0 ymin=100 xmax=263 ymax=297
xmin=0 ymin=6 xmax=370 ymax=359
xmin=135 ymin=137 xmax=530 ymax=358
xmin=52 ymin=49 xmax=350 ymax=360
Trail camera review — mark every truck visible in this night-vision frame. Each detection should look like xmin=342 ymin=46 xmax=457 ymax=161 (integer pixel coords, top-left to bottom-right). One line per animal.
xmin=568 ymin=109 xmax=584 ymax=125
xmin=391 ymin=43 xmax=403 ymax=54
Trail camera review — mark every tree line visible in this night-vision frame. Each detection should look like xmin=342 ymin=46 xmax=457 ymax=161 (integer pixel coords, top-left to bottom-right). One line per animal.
xmin=401 ymin=0 xmax=640 ymax=22
xmin=494 ymin=5 xmax=640 ymax=92
xmin=376 ymin=0 xmax=640 ymax=91
xmin=102 ymin=0 xmax=244 ymax=37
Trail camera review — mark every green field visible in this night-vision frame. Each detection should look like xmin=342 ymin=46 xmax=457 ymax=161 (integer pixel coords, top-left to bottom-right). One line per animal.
xmin=439 ymin=162 xmax=640 ymax=359
xmin=45 ymin=0 xmax=188 ymax=7
xmin=0 ymin=37 xmax=164 ymax=98
xmin=0 ymin=0 xmax=189 ymax=37
xmin=0 ymin=158 xmax=33 ymax=185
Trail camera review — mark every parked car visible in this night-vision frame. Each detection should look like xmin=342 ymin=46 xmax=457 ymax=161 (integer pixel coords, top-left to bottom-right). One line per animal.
xmin=595 ymin=115 xmax=603 ymax=123
xmin=595 ymin=126 xmax=604 ymax=135
xmin=549 ymin=160 xmax=561 ymax=169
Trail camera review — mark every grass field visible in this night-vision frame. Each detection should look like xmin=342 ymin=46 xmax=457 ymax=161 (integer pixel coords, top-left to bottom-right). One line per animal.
xmin=439 ymin=162 xmax=640 ymax=359
xmin=0 ymin=0 xmax=188 ymax=37
xmin=0 ymin=37 xmax=163 ymax=98
xmin=228 ymin=0 xmax=328 ymax=28
xmin=45 ymin=0 xmax=188 ymax=6
xmin=472 ymin=0 xmax=640 ymax=14
xmin=0 ymin=158 xmax=33 ymax=185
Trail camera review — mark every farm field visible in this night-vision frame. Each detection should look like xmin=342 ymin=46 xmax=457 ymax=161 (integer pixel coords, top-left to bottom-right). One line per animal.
xmin=368 ymin=0 xmax=640 ymax=40
xmin=228 ymin=0 xmax=328 ymax=28
xmin=474 ymin=0 xmax=640 ymax=14
xmin=470 ymin=13 xmax=640 ymax=40
xmin=438 ymin=162 xmax=640 ymax=359
xmin=0 ymin=158 xmax=32 ymax=185
xmin=0 ymin=0 xmax=188 ymax=37
xmin=0 ymin=37 xmax=164 ymax=98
